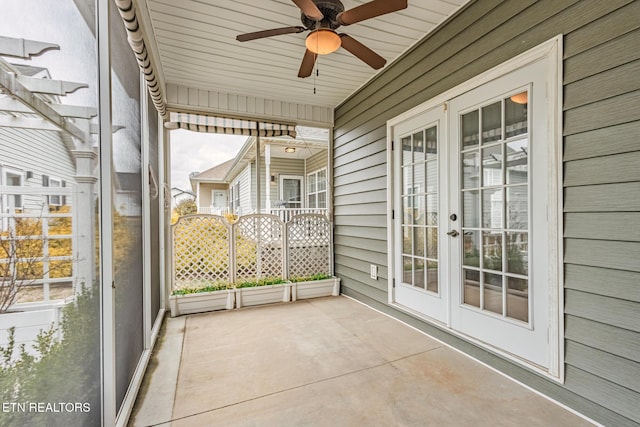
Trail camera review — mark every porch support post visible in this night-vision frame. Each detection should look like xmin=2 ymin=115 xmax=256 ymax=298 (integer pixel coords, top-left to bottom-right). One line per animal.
xmin=265 ymin=143 xmax=271 ymax=214
xmin=70 ymin=147 xmax=98 ymax=293
xmin=255 ymin=123 xmax=261 ymax=213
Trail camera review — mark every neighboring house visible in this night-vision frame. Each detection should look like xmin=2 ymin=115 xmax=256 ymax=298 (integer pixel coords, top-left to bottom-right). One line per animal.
xmin=190 ymin=127 xmax=330 ymax=218
xmin=170 ymin=186 xmax=195 ymax=209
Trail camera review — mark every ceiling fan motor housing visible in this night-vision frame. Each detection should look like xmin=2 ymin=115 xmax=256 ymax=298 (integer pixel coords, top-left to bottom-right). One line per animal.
xmin=301 ymin=0 xmax=345 ymax=29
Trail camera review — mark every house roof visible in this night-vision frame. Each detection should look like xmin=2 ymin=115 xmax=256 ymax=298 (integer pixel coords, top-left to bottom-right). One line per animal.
xmin=189 ymin=158 xmax=234 ymax=189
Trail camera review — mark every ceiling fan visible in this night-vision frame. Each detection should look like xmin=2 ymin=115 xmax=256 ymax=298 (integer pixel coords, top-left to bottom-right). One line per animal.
xmin=236 ymin=0 xmax=408 ymax=78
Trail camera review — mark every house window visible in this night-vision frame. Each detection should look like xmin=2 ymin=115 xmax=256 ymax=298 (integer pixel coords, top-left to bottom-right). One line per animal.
xmin=3 ymin=169 xmax=24 ymax=213
xmin=43 ymin=175 xmax=66 ymax=207
xmin=307 ymin=168 xmax=327 ymax=209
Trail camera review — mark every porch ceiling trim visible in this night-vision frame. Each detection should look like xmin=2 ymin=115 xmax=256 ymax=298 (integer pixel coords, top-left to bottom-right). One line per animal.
xmin=114 ymin=0 xmax=168 ymax=119
xmin=165 ymin=111 xmax=297 ymax=138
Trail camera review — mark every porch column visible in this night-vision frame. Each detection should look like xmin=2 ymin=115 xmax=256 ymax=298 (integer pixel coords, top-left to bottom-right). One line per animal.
xmin=255 ymin=124 xmax=261 ymax=213
xmin=265 ymin=143 xmax=271 ymax=214
xmin=70 ymin=147 xmax=98 ymax=293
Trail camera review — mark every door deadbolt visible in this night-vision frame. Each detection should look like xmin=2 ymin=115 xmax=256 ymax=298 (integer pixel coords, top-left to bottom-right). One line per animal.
xmin=450 ymin=213 xmax=457 ymax=221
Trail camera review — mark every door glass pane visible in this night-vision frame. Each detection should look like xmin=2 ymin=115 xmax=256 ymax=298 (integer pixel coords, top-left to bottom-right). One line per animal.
xmin=415 ymin=195 xmax=425 ymax=226
xmin=403 ymin=256 xmax=412 ymax=284
xmin=462 ymin=152 xmax=479 ymax=189
xmin=413 ymin=227 xmax=425 ymax=257
xmin=426 ymin=227 xmax=438 ymax=258
xmin=463 ymin=269 xmax=480 ymax=307
xmin=506 ymin=232 xmax=528 ymax=275
xmin=413 ymin=130 xmax=424 ymax=163
xmin=505 ymin=92 xmax=528 ymax=138
xmin=427 ymin=261 xmax=438 ymax=293
xmin=506 ymin=186 xmax=528 ymax=229
xmin=462 ymin=110 xmax=479 ymax=149
xmin=482 ymin=188 xmax=503 ymax=229
xmin=507 ymin=277 xmax=529 ymax=322
xmin=483 ymin=272 xmax=503 ymax=314
xmin=506 ymin=139 xmax=528 ymax=184
xmin=482 ymin=101 xmax=502 ymax=143
xmin=402 ymin=136 xmax=412 ymax=165
xmin=463 ymin=190 xmax=480 ymax=228
xmin=425 ymin=126 xmax=437 ymax=159
xmin=402 ymin=226 xmax=412 ymax=254
xmin=483 ymin=231 xmax=502 ymax=272
xmin=414 ymin=258 xmax=425 ymax=289
xmin=426 ymin=194 xmax=438 ymax=226
xmin=463 ymin=230 xmax=480 ymax=267
xmin=402 ymin=165 xmax=413 ymax=199
xmin=482 ymin=145 xmax=502 ymax=186
xmin=426 ymin=160 xmax=438 ymax=193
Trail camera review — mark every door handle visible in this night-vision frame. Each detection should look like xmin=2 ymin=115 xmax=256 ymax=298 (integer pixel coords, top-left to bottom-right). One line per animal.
xmin=447 ymin=230 xmax=459 ymax=237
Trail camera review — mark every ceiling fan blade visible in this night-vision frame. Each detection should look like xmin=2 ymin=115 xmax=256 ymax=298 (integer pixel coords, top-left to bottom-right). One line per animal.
xmin=339 ymin=34 xmax=386 ymax=69
xmin=292 ymin=0 xmax=324 ymax=21
xmin=337 ymin=0 xmax=408 ymax=25
xmin=236 ymin=26 xmax=306 ymax=42
xmin=298 ymin=49 xmax=317 ymax=78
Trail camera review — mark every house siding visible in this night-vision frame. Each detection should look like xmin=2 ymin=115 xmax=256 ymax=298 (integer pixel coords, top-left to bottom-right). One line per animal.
xmin=333 ymin=1 xmax=640 ymax=426
xmin=305 ymin=150 xmax=327 ymax=175
xmin=0 ymin=126 xmax=75 ymax=210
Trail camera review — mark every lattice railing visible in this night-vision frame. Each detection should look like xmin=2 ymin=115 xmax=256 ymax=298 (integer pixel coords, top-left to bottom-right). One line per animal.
xmin=171 ymin=213 xmax=333 ymax=291
xmin=235 ymin=214 xmax=284 ymax=282
xmin=172 ymin=215 xmax=230 ymax=290
xmin=287 ymin=214 xmax=331 ymax=279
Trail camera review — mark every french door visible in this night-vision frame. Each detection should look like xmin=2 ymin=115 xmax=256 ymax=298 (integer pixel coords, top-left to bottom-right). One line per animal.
xmin=393 ymin=55 xmax=557 ymax=369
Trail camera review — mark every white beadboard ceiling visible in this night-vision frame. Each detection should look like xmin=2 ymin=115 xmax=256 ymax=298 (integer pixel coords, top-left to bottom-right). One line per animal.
xmin=139 ymin=0 xmax=468 ymax=116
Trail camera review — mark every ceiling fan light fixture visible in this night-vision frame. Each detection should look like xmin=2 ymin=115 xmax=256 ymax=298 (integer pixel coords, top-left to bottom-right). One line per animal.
xmin=305 ymin=29 xmax=341 ymax=55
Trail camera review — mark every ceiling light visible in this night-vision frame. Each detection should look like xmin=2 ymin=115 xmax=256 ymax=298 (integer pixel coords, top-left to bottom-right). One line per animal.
xmin=305 ymin=29 xmax=341 ymax=55
xmin=510 ymin=92 xmax=528 ymax=104
xmin=284 ymin=147 xmax=296 ymax=153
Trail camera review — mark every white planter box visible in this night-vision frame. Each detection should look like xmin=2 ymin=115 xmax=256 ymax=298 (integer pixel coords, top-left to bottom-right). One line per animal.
xmin=292 ymin=277 xmax=340 ymax=301
xmin=169 ymin=289 xmax=234 ymax=317
xmin=236 ymin=283 xmax=290 ymax=308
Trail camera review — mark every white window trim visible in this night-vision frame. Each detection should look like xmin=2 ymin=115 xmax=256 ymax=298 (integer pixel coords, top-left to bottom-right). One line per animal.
xmin=49 ymin=177 xmax=63 ymax=206
xmin=386 ymin=35 xmax=563 ymax=381
xmin=1 ymin=165 xmax=25 ymax=211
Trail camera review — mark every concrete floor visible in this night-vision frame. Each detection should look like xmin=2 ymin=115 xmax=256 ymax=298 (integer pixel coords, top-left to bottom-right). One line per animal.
xmin=129 ymin=296 xmax=593 ymax=427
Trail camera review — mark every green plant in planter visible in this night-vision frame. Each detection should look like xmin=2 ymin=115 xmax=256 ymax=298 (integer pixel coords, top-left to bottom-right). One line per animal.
xmin=171 ymin=283 xmax=231 ymax=296
xmin=289 ymin=273 xmax=331 ymax=283
xmin=235 ymin=277 xmax=286 ymax=288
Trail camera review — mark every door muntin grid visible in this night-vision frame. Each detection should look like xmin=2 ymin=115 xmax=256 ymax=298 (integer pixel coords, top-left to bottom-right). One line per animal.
xmin=459 ymin=90 xmax=530 ymax=324
xmin=400 ymin=125 xmax=439 ymax=294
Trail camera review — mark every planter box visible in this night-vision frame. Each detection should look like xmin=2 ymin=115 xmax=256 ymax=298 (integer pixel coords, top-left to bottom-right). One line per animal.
xmin=169 ymin=289 xmax=234 ymax=317
xmin=236 ymin=283 xmax=290 ymax=308
xmin=291 ymin=277 xmax=340 ymax=301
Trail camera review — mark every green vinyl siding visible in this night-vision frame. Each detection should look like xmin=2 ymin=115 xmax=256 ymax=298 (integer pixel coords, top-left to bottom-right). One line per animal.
xmin=333 ymin=0 xmax=640 ymax=425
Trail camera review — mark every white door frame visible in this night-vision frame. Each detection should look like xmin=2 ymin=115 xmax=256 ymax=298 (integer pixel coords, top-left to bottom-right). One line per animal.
xmin=386 ymin=35 xmax=563 ymax=380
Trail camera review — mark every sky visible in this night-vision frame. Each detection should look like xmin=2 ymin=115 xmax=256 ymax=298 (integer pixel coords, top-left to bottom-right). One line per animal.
xmin=169 ymin=130 xmax=247 ymax=192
